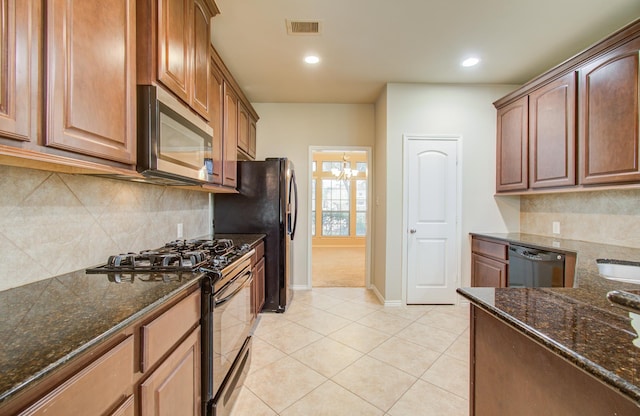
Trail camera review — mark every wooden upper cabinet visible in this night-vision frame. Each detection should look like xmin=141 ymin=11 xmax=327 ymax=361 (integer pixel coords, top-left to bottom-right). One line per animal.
xmin=237 ymin=102 xmax=250 ymax=153
xmin=0 ymin=0 xmax=40 ymax=142
xmin=46 ymin=0 xmax=136 ymax=164
xmin=209 ymin=59 xmax=224 ymax=184
xmin=155 ymin=0 xmax=214 ymax=121
xmin=192 ymin=0 xmax=211 ymax=119
xmin=496 ymin=96 xmax=528 ymax=192
xmin=249 ymin=117 xmax=257 ymax=158
xmin=223 ymin=85 xmax=238 ymax=188
xmin=579 ymin=36 xmax=640 ymax=185
xmin=529 ymin=72 xmax=577 ymax=188
xmin=157 ymin=0 xmax=191 ymax=104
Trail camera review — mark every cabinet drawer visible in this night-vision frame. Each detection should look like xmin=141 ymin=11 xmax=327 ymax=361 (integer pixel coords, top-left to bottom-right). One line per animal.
xmin=141 ymin=290 xmax=200 ymax=372
xmin=20 ymin=336 xmax=134 ymax=416
xmin=472 ymin=238 xmax=508 ymax=261
xmin=256 ymin=241 xmax=264 ymax=263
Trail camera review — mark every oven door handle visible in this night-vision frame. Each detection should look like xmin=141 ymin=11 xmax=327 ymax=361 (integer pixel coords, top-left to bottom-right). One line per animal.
xmin=215 ymin=270 xmax=253 ymax=306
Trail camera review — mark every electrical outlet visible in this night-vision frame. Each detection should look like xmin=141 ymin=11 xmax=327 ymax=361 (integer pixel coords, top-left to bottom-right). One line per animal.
xmin=177 ymin=223 xmax=184 ymax=239
xmin=552 ymin=221 xmax=560 ymax=235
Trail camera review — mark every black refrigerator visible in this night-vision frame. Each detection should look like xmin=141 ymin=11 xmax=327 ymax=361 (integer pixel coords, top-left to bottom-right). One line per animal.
xmin=214 ymin=158 xmax=298 ymax=312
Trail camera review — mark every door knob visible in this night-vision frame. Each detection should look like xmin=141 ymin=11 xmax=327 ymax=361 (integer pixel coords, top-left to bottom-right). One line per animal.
xmin=409 ymin=229 xmax=417 ymax=234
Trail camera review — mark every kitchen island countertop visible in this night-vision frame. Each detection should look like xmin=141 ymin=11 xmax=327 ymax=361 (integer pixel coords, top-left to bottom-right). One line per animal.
xmin=460 ymin=233 xmax=640 ymax=404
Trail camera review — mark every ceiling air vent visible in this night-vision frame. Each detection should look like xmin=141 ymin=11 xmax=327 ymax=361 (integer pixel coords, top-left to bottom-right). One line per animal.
xmin=286 ymin=19 xmax=322 ymax=35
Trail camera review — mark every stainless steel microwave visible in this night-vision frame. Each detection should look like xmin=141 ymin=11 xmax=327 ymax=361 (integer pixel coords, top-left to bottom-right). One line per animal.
xmin=137 ymin=85 xmax=214 ymax=185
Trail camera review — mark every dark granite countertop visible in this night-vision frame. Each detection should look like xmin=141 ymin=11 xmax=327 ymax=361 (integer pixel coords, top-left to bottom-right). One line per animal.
xmin=0 ymin=233 xmax=265 ymax=406
xmin=460 ymin=232 xmax=640 ymax=404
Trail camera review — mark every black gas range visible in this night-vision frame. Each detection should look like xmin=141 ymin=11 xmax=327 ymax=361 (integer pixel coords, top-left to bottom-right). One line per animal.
xmin=86 ymin=238 xmax=252 ymax=279
xmin=86 ymin=237 xmax=256 ymax=416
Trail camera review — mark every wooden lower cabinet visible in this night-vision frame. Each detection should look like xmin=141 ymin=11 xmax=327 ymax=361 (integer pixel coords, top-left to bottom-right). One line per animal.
xmin=4 ymin=287 xmax=202 ymax=416
xmin=19 ymin=336 xmax=134 ymax=416
xmin=471 ymin=236 xmax=509 ymax=288
xmin=470 ymin=306 xmax=639 ymax=415
xmin=251 ymin=241 xmax=265 ymax=317
xmin=471 ymin=253 xmax=507 ymax=288
xmin=140 ymin=327 xmax=201 ymax=416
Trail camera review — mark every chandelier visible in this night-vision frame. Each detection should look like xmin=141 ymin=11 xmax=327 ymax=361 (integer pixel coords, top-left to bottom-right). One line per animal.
xmin=331 ymin=153 xmax=358 ymax=180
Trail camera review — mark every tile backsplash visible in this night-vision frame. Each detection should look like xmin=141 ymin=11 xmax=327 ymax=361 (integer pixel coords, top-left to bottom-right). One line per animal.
xmin=520 ymin=189 xmax=640 ymax=248
xmin=0 ymin=165 xmax=210 ymax=291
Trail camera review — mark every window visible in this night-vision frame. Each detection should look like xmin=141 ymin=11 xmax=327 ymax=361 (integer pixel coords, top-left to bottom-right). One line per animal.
xmin=311 ymin=152 xmax=368 ymax=240
xmin=356 ymin=179 xmax=367 ymax=236
xmin=322 ymin=179 xmax=349 ymax=236
xmin=311 ymin=179 xmax=316 ymax=236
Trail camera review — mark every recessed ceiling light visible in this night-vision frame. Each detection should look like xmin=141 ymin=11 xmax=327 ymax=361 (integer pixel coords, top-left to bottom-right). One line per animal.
xmin=304 ymin=55 xmax=320 ymax=64
xmin=461 ymin=57 xmax=480 ymax=67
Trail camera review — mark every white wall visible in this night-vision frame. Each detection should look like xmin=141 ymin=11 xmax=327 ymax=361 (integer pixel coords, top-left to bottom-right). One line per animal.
xmin=373 ymin=89 xmax=388 ymax=297
xmin=252 ymin=103 xmax=376 ymax=288
xmin=381 ymin=83 xmax=521 ymax=302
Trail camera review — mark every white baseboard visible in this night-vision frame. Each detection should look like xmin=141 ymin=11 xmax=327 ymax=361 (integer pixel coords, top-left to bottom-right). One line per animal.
xmin=292 ymin=284 xmax=311 ymax=291
xmin=369 ymin=285 xmax=403 ymax=307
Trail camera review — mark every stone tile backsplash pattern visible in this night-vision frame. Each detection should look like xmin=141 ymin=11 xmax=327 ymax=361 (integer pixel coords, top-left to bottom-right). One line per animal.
xmin=0 ymin=165 xmax=209 ymax=291
xmin=520 ymin=189 xmax=640 ymax=249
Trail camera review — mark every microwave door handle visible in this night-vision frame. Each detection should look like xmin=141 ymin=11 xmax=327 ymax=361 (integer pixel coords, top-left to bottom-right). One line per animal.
xmin=214 ymin=270 xmax=253 ymax=306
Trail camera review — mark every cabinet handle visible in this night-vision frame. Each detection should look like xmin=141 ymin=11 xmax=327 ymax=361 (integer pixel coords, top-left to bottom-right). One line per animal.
xmin=409 ymin=229 xmax=417 ymax=234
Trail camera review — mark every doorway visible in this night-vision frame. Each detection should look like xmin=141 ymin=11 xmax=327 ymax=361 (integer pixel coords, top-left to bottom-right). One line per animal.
xmin=309 ymin=148 xmax=371 ymax=287
xmin=404 ymin=136 xmax=460 ymax=304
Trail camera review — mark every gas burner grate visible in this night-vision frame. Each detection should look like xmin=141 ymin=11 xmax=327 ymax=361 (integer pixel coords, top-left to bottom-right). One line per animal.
xmin=86 ymin=238 xmax=240 ymax=276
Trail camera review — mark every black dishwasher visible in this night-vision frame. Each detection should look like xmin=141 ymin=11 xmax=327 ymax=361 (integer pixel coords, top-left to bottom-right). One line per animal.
xmin=508 ymin=245 xmax=565 ymax=287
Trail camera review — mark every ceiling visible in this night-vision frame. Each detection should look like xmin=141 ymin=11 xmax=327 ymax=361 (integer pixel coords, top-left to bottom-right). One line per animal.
xmin=210 ymin=0 xmax=640 ymax=104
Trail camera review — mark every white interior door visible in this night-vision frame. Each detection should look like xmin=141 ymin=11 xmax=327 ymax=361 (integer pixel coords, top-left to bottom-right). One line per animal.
xmin=406 ymin=137 xmax=459 ymax=304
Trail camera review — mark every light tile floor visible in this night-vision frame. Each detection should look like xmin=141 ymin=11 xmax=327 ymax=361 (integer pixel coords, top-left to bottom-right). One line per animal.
xmin=230 ymin=288 xmax=470 ymax=416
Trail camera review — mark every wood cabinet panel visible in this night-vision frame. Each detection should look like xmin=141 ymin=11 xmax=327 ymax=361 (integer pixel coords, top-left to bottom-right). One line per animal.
xmin=157 ymin=0 xmax=191 ymax=104
xmin=579 ymin=37 xmax=640 ymax=185
xmin=237 ymin=102 xmax=249 ymax=153
xmin=0 ymin=0 xmax=39 ymax=142
xmin=110 ymin=395 xmax=135 ymax=416
xmin=471 ymin=253 xmax=507 ymax=288
xmin=141 ymin=290 xmax=200 ymax=372
xmin=529 ymin=73 xmax=577 ymax=188
xmin=223 ymin=85 xmax=238 ymax=188
xmin=191 ymin=0 xmax=211 ymax=120
xmin=496 ymin=96 xmax=528 ymax=192
xmin=20 ymin=336 xmax=134 ymax=416
xmin=140 ymin=327 xmax=201 ymax=416
xmin=249 ymin=117 xmax=257 ymax=158
xmin=471 ymin=237 xmax=508 ymax=261
xmin=209 ymin=60 xmax=224 ymax=184
xmin=471 ymin=307 xmax=640 ymax=415
xmin=45 ymin=0 xmax=136 ymax=164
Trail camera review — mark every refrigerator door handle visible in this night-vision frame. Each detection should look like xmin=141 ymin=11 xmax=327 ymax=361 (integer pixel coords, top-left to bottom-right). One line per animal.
xmin=289 ymin=169 xmax=298 ymax=240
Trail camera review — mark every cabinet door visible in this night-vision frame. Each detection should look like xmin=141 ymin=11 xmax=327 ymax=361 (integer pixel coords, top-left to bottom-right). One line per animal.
xmin=249 ymin=117 xmax=257 ymax=158
xmin=251 ymin=256 xmax=265 ymax=317
xmin=20 ymin=336 xmax=134 ymax=416
xmin=0 ymin=0 xmax=39 ymax=142
xmin=140 ymin=327 xmax=200 ymax=416
xmin=237 ymin=102 xmax=250 ymax=153
xmin=158 ymin=0 xmax=191 ymax=104
xmin=529 ymin=73 xmax=577 ymax=188
xmin=191 ymin=0 xmax=210 ymax=120
xmin=46 ymin=0 xmax=136 ymax=164
xmin=223 ymin=84 xmax=238 ymax=188
xmin=471 ymin=253 xmax=507 ymax=288
xmin=496 ymin=96 xmax=528 ymax=192
xmin=579 ymin=37 xmax=640 ymax=185
xmin=209 ymin=61 xmax=224 ymax=184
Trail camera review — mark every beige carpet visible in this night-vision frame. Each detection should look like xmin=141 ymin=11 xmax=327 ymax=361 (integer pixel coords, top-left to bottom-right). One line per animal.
xmin=312 ymin=246 xmax=365 ymax=287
